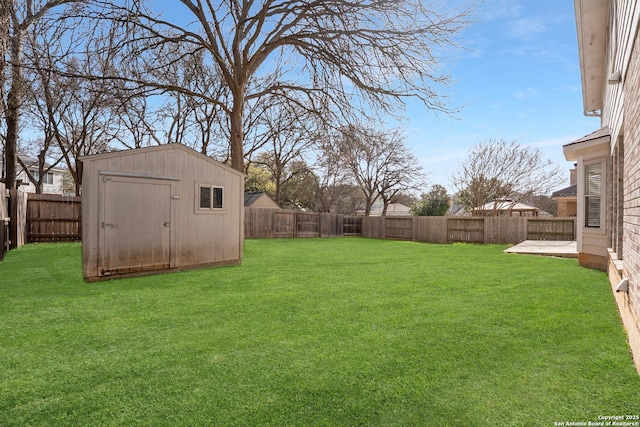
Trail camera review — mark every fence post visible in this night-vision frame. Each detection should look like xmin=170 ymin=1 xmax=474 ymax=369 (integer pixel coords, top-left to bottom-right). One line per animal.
xmin=382 ymin=216 xmax=386 ymax=239
xmin=9 ymin=189 xmax=17 ymax=249
xmin=483 ymin=217 xmax=487 ymax=244
xmin=0 ymin=219 xmax=5 ymax=261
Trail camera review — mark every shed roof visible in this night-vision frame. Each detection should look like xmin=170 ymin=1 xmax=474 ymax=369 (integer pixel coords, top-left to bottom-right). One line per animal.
xmin=79 ymin=144 xmax=245 ymax=178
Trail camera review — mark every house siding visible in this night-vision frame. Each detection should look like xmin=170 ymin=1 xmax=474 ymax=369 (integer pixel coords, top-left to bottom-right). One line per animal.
xmin=572 ymin=0 xmax=640 ymax=373
xmin=623 ymin=26 xmax=640 ymax=331
xmin=555 ymin=199 xmax=577 ymax=217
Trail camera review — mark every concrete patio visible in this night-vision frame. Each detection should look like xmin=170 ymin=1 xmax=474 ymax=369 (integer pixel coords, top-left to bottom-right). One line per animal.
xmin=504 ymin=240 xmax=578 ymax=258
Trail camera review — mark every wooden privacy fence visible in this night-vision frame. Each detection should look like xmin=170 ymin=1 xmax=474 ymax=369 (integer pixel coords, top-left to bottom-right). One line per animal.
xmin=245 ymin=208 xmax=362 ymax=238
xmin=245 ymin=208 xmax=574 ymax=244
xmin=362 ymin=216 xmax=575 ymax=244
xmin=26 ymin=193 xmax=81 ymax=243
xmin=0 ymin=183 xmax=6 ymax=260
xmin=4 ymin=200 xmax=575 ymax=248
xmin=1 ymin=186 xmax=27 ymax=256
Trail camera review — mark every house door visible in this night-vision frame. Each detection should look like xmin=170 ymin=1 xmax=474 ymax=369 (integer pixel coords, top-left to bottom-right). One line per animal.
xmin=99 ymin=176 xmax=172 ymax=276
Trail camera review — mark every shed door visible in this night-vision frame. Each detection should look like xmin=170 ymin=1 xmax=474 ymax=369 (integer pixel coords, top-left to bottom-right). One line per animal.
xmin=99 ymin=176 xmax=172 ymax=276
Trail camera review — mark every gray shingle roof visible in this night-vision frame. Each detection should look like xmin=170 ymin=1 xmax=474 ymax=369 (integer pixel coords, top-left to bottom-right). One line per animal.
xmin=552 ymin=184 xmax=577 ymax=198
xmin=244 ymin=192 xmax=263 ymax=206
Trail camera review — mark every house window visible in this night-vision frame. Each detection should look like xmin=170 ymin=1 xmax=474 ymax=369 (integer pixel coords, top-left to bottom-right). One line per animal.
xmin=198 ymin=185 xmax=223 ymax=210
xmin=585 ymin=163 xmax=602 ymax=228
xmin=30 ymin=170 xmax=54 ymax=184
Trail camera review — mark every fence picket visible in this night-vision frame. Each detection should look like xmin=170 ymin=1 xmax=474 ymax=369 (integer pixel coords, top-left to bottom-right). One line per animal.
xmin=26 ymin=194 xmax=81 ymax=243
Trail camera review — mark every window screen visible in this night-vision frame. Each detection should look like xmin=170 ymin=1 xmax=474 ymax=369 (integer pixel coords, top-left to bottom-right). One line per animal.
xmin=212 ymin=187 xmax=223 ymax=209
xmin=199 ymin=185 xmax=223 ymax=210
xmin=585 ymin=163 xmax=601 ymax=228
xmin=200 ymin=186 xmax=212 ymax=209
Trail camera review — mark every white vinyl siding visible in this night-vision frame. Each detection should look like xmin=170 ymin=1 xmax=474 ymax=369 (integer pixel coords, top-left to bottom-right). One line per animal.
xmin=30 ymin=170 xmax=54 ymax=184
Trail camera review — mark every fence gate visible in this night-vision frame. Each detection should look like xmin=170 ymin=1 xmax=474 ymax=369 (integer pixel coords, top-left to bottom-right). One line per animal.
xmin=297 ymin=212 xmax=320 ymax=237
xmin=26 ymin=193 xmax=81 ymax=243
xmin=385 ymin=218 xmax=413 ymax=240
xmin=273 ymin=211 xmax=295 ymax=238
xmin=447 ymin=218 xmax=484 ymax=243
xmin=343 ymin=216 xmax=362 ymax=236
xmin=527 ymin=219 xmax=575 ymax=241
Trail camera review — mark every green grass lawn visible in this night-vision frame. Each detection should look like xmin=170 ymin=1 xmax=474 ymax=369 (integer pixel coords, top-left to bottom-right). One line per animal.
xmin=1 ymin=238 xmax=639 ymax=426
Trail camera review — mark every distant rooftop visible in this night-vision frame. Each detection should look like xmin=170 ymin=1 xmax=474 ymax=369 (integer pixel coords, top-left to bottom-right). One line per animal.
xmin=552 ymin=184 xmax=577 ymax=198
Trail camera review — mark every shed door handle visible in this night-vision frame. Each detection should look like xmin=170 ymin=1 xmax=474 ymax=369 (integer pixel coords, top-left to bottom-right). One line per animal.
xmin=102 ymin=222 xmax=117 ymax=228
xmin=163 ymin=222 xmax=171 ymax=227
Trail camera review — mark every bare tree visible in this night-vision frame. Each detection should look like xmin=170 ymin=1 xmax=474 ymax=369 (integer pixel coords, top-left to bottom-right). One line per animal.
xmin=252 ymin=98 xmax=318 ymax=205
xmin=21 ymin=17 xmax=71 ymax=193
xmin=0 ymin=0 xmax=10 ymax=121
xmin=332 ymin=124 xmax=424 ymax=216
xmin=148 ymin=47 xmax=229 ymax=154
xmin=95 ymin=0 xmax=472 ymax=172
xmin=375 ymin=130 xmax=426 ymax=216
xmin=311 ymin=138 xmax=360 ymax=213
xmin=111 ymin=94 xmax=164 ymax=149
xmin=3 ymin=0 xmax=79 ymax=192
xmin=2 ymin=0 xmax=80 ymax=247
xmin=24 ymin=16 xmax=121 ymax=195
xmin=451 ymin=140 xmax=564 ymax=216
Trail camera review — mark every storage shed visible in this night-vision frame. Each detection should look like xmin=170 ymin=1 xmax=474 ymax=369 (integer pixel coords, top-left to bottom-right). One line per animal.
xmin=80 ymin=144 xmax=245 ymax=281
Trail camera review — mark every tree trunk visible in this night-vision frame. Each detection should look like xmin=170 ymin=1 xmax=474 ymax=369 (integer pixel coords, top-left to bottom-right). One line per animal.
xmin=6 ymin=32 xmax=23 ymax=249
xmin=0 ymin=0 xmax=10 ymax=119
xmin=8 ymin=189 xmax=17 ymax=248
xmin=4 ymin=31 xmax=22 ymax=191
xmin=229 ymin=92 xmax=244 ymax=173
xmin=74 ymin=160 xmax=83 ymax=196
xmin=274 ymin=170 xmax=282 ymax=206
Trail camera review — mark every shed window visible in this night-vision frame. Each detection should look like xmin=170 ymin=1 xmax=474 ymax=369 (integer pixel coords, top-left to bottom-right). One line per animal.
xmin=585 ymin=163 xmax=601 ymax=228
xmin=199 ymin=185 xmax=223 ymax=210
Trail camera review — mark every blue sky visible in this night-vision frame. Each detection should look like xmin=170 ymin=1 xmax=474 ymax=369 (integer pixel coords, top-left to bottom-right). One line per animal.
xmin=405 ymin=0 xmax=598 ymax=192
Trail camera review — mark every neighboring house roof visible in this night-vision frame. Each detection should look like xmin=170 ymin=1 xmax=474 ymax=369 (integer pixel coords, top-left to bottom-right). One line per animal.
xmin=18 ymin=156 xmax=66 ymax=172
xmin=448 ymin=203 xmax=466 ymax=216
xmin=244 ymin=192 xmax=280 ymax=208
xmin=477 ymin=200 xmax=539 ymax=213
xmin=481 ymin=201 xmax=537 ymax=211
xmin=368 ymin=202 xmax=412 ymax=216
xmin=0 ymin=156 xmax=66 ymax=175
xmin=552 ymin=184 xmax=577 ymax=199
